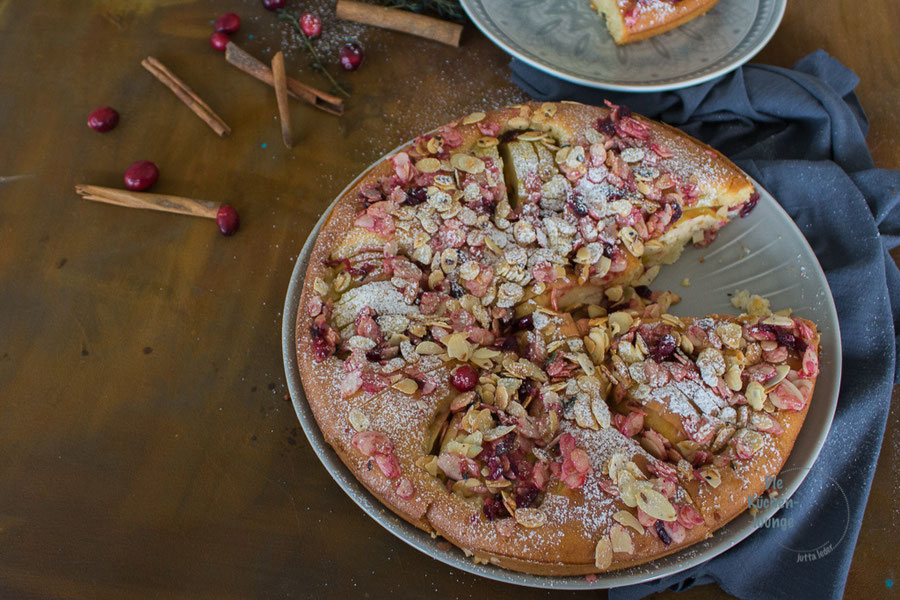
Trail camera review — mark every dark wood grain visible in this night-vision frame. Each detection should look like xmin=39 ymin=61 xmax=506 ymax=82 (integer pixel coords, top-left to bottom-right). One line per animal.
xmin=0 ymin=1 xmax=895 ymax=599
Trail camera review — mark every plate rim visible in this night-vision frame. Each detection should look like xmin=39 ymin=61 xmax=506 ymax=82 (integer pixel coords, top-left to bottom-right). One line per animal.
xmin=281 ymin=137 xmax=841 ymax=589
xmin=459 ymin=0 xmax=787 ymax=92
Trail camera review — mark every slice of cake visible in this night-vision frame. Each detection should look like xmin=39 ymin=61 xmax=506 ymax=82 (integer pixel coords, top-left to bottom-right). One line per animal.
xmin=590 ymin=0 xmax=719 ymax=45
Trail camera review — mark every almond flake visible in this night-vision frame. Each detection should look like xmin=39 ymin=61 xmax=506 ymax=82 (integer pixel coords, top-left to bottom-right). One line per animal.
xmin=610 ymin=524 xmax=634 ymax=554
xmin=462 ymin=111 xmax=486 ymax=125
xmin=443 ymin=332 xmax=473 ymax=361
xmin=507 ymin=116 xmax=530 ymax=130
xmin=594 ymin=535 xmax=613 ymax=569
xmin=517 ymin=131 xmax=546 ymax=142
xmin=450 ymin=153 xmax=485 ymax=174
xmin=612 ymin=510 xmax=645 ymax=534
xmin=636 ymin=487 xmax=677 ymax=522
xmin=591 ymin=396 xmax=612 ymax=428
xmin=451 ymin=391 xmax=477 ymax=412
xmin=392 ymin=378 xmax=419 ymax=395
xmin=699 ymin=466 xmax=722 ymax=488
xmin=574 ymin=395 xmax=598 ymax=430
xmin=764 ymin=364 xmax=791 ymax=391
xmin=416 ymin=157 xmax=441 ymax=173
xmin=348 ymin=408 xmax=370 ymax=432
xmin=514 ymin=507 xmax=546 ymax=529
xmin=608 ymin=311 xmax=634 ymax=336
xmin=483 ymin=425 xmax=516 ymax=441
xmin=415 ymin=341 xmax=443 ymax=355
xmin=619 ymin=226 xmax=644 ymax=257
xmin=476 ymin=136 xmax=499 ymax=148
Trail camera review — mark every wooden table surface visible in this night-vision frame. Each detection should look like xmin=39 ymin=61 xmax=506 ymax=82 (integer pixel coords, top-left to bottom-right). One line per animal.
xmin=1 ymin=1 xmax=897 ymax=598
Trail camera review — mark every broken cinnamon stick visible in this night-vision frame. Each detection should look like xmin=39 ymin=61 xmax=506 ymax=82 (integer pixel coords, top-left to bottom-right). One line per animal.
xmin=75 ymin=185 xmax=220 ymax=218
xmin=224 ymin=42 xmax=343 ymax=116
xmin=141 ymin=56 xmax=231 ymax=137
xmin=335 ymin=0 xmax=463 ymax=47
xmin=271 ymin=51 xmax=293 ymax=149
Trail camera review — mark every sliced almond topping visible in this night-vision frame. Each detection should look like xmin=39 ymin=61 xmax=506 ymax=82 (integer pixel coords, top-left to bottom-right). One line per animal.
xmin=517 ymin=131 xmax=546 ymax=142
xmin=762 ymin=314 xmax=794 ymax=327
xmin=619 ymin=226 xmax=644 ymax=258
xmin=764 ymin=364 xmax=791 ymax=391
xmin=514 ymin=507 xmax=546 ymax=529
xmin=725 ymin=365 xmax=743 ymax=391
xmin=745 ymin=381 xmax=766 ymax=410
xmin=574 ymin=395 xmax=598 ymax=430
xmin=636 ymin=487 xmax=677 ymax=522
xmin=416 ymin=157 xmax=441 ymax=173
xmin=591 ymin=396 xmax=612 ymax=428
xmin=612 ymin=510 xmax=645 ymax=534
xmin=716 ymin=322 xmax=743 ymax=349
xmin=476 ymin=136 xmax=499 ymax=148
xmin=450 ymin=391 xmax=477 ymax=412
xmin=483 ymin=424 xmax=516 ymax=441
xmin=348 ymin=408 xmax=370 ymax=432
xmin=700 ymin=466 xmax=722 ymax=488
xmin=462 ymin=111 xmax=486 ymax=125
xmin=608 ymin=311 xmax=634 ymax=336
xmin=594 ymin=535 xmax=613 ymax=569
xmin=392 ymin=378 xmax=419 ymax=395
xmin=540 ymin=102 xmax=557 ymax=117
xmin=507 ymin=116 xmax=530 ymax=130
xmin=443 ymin=332 xmax=473 ymax=361
xmin=610 ymin=523 xmax=634 ymax=554
xmin=415 ymin=341 xmax=443 ymax=355
xmin=450 ymin=153 xmax=485 ymax=174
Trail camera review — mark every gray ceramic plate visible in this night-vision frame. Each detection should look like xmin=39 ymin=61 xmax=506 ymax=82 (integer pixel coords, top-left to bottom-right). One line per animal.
xmin=460 ymin=0 xmax=786 ymax=91
xmin=282 ymin=140 xmax=840 ymax=589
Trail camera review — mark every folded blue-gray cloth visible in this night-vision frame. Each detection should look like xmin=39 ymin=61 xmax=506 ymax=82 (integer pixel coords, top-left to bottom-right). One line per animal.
xmin=510 ymin=50 xmax=900 ymax=599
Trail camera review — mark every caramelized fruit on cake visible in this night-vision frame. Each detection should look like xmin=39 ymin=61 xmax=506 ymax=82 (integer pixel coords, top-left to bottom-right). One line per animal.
xmin=295 ymin=101 xmax=820 ymax=575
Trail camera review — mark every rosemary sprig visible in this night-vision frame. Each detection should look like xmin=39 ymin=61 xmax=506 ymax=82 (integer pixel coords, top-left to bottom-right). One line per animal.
xmin=384 ymin=0 xmax=466 ymax=22
xmin=277 ymin=10 xmax=351 ymax=99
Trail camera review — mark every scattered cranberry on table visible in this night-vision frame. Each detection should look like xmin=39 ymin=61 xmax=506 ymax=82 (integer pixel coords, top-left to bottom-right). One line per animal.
xmin=214 ymin=12 xmax=241 ymax=34
xmin=123 ymin=161 xmax=159 ymax=191
xmin=216 ymin=205 xmax=240 ymax=236
xmin=262 ymin=0 xmax=286 ymax=10
xmin=87 ymin=106 xmax=119 ymax=132
xmin=209 ymin=32 xmax=230 ymax=52
xmin=299 ymin=12 xmax=322 ymax=39
xmin=450 ymin=365 xmax=478 ymax=392
xmin=339 ymin=43 xmax=364 ymax=71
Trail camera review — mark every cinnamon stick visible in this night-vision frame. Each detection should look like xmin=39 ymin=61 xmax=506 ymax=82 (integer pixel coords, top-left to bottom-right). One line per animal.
xmin=335 ymin=0 xmax=463 ymax=47
xmin=271 ymin=51 xmax=293 ymax=149
xmin=75 ymin=184 xmax=220 ymax=219
xmin=224 ymin=42 xmax=344 ymax=116
xmin=141 ymin=56 xmax=231 ymax=137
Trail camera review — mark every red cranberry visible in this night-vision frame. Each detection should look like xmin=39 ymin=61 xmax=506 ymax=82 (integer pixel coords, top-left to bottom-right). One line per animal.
xmin=451 ymin=365 xmax=478 ymax=392
xmin=339 ymin=42 xmax=364 ymax=71
xmin=87 ymin=106 xmax=119 ymax=132
xmin=123 ymin=161 xmax=159 ymax=191
xmin=210 ymin=32 xmax=230 ymax=51
xmin=299 ymin=12 xmax=322 ymax=38
xmin=262 ymin=0 xmax=286 ymax=10
xmin=216 ymin=205 xmax=240 ymax=236
xmin=214 ymin=13 xmax=241 ymax=33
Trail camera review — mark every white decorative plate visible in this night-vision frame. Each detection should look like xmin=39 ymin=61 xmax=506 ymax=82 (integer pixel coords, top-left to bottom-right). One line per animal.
xmin=460 ymin=0 xmax=786 ymax=91
xmin=282 ymin=137 xmax=840 ymax=589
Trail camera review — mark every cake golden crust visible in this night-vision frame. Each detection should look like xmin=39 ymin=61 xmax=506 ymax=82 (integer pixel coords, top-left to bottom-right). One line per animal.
xmin=295 ymin=101 xmax=818 ymax=576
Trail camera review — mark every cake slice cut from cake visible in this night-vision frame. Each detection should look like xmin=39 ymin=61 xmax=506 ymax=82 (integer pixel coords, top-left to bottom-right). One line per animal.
xmin=590 ymin=0 xmax=719 ymax=45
